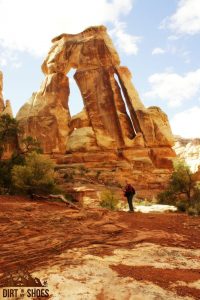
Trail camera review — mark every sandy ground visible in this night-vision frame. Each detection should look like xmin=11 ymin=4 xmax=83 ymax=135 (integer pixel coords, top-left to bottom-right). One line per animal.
xmin=0 ymin=195 xmax=200 ymax=300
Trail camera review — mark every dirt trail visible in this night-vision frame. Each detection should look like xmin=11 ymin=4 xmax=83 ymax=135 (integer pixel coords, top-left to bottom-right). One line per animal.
xmin=0 ymin=196 xmax=200 ymax=299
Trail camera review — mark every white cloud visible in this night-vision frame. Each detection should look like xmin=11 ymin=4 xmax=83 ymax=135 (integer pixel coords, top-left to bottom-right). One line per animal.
xmin=152 ymin=48 xmax=165 ymax=55
xmin=12 ymin=62 xmax=22 ymax=69
xmin=0 ymin=57 xmax=7 ymax=67
xmin=0 ymin=0 xmax=135 ymax=57
xmin=110 ymin=22 xmax=141 ymax=55
xmin=151 ymin=45 xmax=190 ymax=63
xmin=167 ymin=35 xmax=180 ymax=41
xmin=181 ymin=50 xmax=190 ymax=64
xmin=162 ymin=0 xmax=200 ymax=35
xmin=144 ymin=69 xmax=200 ymax=107
xmin=170 ymin=106 xmax=200 ymax=138
xmin=0 ymin=47 xmax=22 ymax=68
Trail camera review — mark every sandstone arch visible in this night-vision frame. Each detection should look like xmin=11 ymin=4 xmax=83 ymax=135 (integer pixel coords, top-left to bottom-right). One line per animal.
xmin=17 ymin=26 xmax=174 ymax=154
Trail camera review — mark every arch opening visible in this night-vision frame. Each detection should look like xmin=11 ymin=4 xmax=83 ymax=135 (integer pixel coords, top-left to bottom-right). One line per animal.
xmin=67 ymin=69 xmax=84 ymax=117
xmin=114 ymin=73 xmax=137 ymax=136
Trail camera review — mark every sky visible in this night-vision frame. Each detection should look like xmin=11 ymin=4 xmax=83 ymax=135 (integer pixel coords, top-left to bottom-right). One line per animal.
xmin=0 ymin=0 xmax=200 ymax=138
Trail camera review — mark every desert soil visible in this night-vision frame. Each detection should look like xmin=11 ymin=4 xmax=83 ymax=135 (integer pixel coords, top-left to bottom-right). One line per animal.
xmin=0 ymin=195 xmax=200 ymax=300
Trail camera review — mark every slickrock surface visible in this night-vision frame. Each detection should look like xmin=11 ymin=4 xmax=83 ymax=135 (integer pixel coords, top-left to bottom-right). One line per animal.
xmin=0 ymin=196 xmax=200 ymax=299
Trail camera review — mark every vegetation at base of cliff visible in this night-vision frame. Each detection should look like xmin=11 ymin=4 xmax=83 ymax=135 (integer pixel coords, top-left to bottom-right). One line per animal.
xmin=12 ymin=152 xmax=57 ymax=195
xmin=158 ymin=160 xmax=200 ymax=215
xmin=0 ymin=114 xmax=57 ymax=196
xmin=21 ymin=136 xmax=43 ymax=154
xmin=0 ymin=114 xmax=19 ymax=159
xmin=0 ymin=151 xmax=57 ymax=195
xmin=0 ymin=115 xmax=21 ymax=193
xmin=0 ymin=152 xmax=24 ymax=193
xmin=100 ymin=190 xmax=120 ymax=211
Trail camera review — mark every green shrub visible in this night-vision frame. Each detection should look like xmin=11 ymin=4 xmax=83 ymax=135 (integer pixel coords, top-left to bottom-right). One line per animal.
xmin=63 ymin=172 xmax=74 ymax=182
xmin=187 ymin=207 xmax=197 ymax=216
xmin=0 ymin=116 xmax=44 ymax=194
xmin=100 ymin=190 xmax=120 ymax=211
xmin=78 ymin=165 xmax=87 ymax=175
xmin=95 ymin=170 xmax=101 ymax=179
xmin=65 ymin=193 xmax=75 ymax=203
xmin=193 ymin=202 xmax=200 ymax=215
xmin=0 ymin=114 xmax=19 ymax=159
xmin=21 ymin=136 xmax=42 ymax=154
xmin=188 ymin=188 xmax=200 ymax=215
xmin=12 ymin=152 xmax=57 ymax=195
xmin=157 ymin=159 xmax=200 ymax=215
xmin=157 ymin=190 xmax=176 ymax=205
xmin=0 ymin=160 xmax=12 ymax=190
xmin=191 ymin=187 xmax=200 ymax=204
xmin=170 ymin=160 xmax=194 ymax=200
xmin=0 ymin=152 xmax=25 ymax=193
xmin=176 ymin=199 xmax=188 ymax=212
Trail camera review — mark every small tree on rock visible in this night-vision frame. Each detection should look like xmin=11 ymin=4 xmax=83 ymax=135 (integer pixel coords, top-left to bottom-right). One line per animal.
xmin=170 ymin=160 xmax=194 ymax=201
xmin=100 ymin=190 xmax=120 ymax=211
xmin=158 ymin=159 xmax=200 ymax=214
xmin=21 ymin=136 xmax=42 ymax=154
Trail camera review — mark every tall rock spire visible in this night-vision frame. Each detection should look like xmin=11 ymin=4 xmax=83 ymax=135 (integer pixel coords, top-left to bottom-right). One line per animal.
xmin=0 ymin=70 xmax=5 ymax=113
xmin=2 ymin=100 xmax=13 ymax=117
xmin=0 ymin=71 xmax=13 ymax=117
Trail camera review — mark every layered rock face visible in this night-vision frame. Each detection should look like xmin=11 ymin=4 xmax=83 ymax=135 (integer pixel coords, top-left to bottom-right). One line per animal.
xmin=0 ymin=71 xmax=15 ymax=159
xmin=0 ymin=71 xmax=13 ymax=117
xmin=17 ymin=26 xmax=174 ymax=153
xmin=16 ymin=26 xmax=176 ymax=198
xmin=174 ymin=136 xmax=200 ymax=172
xmin=17 ymin=73 xmax=70 ymax=153
xmin=0 ymin=71 xmax=4 ymax=113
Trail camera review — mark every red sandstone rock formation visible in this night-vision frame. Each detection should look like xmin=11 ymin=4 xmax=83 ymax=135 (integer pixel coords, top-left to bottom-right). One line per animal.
xmin=0 ymin=71 xmax=15 ymax=159
xmin=174 ymin=136 xmax=200 ymax=173
xmin=0 ymin=71 xmax=13 ymax=118
xmin=16 ymin=26 xmax=176 ymax=197
xmin=17 ymin=26 xmax=174 ymax=153
xmin=0 ymin=71 xmax=4 ymax=114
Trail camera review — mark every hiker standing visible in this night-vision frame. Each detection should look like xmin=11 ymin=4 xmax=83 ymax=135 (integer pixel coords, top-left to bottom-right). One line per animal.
xmin=124 ymin=183 xmax=135 ymax=212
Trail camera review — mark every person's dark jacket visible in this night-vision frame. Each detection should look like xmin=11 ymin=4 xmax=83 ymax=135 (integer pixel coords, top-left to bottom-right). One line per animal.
xmin=124 ymin=184 xmax=135 ymax=197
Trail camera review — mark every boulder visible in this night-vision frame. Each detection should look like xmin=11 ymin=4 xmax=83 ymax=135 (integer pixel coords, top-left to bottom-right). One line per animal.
xmin=69 ymin=109 xmax=91 ymax=132
xmin=66 ymin=127 xmax=98 ymax=152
